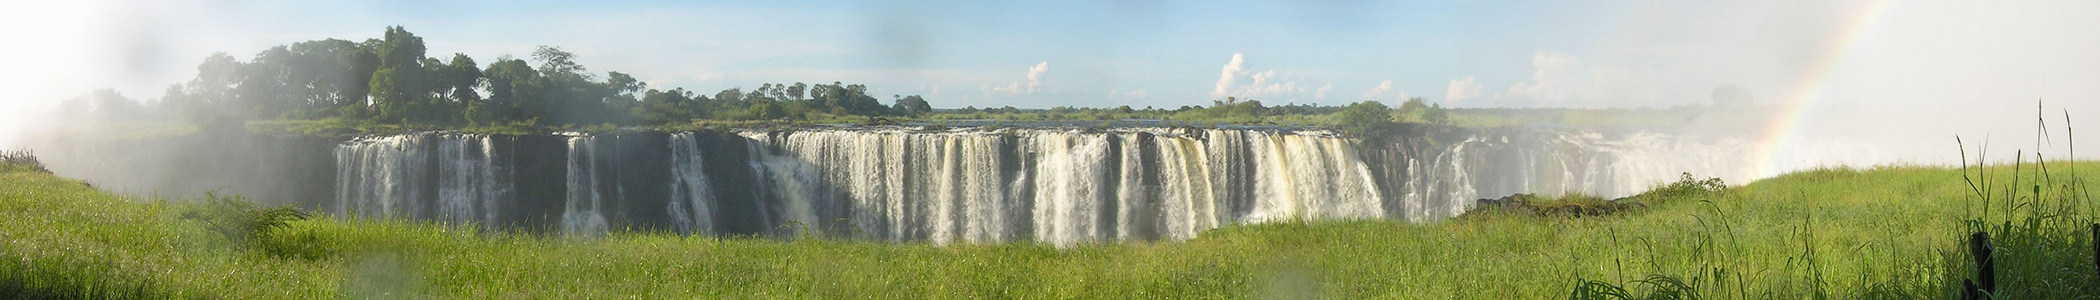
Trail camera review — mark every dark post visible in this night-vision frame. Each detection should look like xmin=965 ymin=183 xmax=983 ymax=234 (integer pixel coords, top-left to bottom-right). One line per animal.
xmin=1969 ymin=232 xmax=1995 ymax=296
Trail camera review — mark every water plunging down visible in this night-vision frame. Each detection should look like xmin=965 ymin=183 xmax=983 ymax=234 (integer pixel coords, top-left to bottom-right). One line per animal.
xmin=333 ymin=127 xmax=1768 ymax=245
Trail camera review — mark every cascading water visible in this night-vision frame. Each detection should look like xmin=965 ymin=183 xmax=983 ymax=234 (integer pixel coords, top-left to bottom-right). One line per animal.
xmin=336 ymin=133 xmax=513 ymax=227
xmin=562 ymin=135 xmax=612 ymax=234
xmin=333 ymin=127 xmax=1773 ymax=245
xmin=666 ymin=132 xmax=717 ymax=235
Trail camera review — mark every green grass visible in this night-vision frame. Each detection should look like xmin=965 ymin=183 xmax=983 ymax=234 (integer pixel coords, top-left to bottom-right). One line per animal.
xmin=4 ymin=157 xmax=2096 ymax=298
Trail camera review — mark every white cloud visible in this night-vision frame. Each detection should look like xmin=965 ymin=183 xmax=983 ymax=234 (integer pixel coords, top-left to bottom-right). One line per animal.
xmin=1445 ymin=77 xmax=1483 ymax=103
xmin=1209 ymin=54 xmax=1313 ymax=101
xmin=984 ymin=61 xmax=1049 ymax=96
xmin=1359 ymin=80 xmax=1411 ymax=103
xmin=1026 ymin=61 xmax=1048 ymax=93
xmin=1314 ymin=83 xmax=1332 ymax=99
xmin=1212 ymin=53 xmax=1245 ymax=98
xmin=1503 ymin=51 xmax=1587 ymax=104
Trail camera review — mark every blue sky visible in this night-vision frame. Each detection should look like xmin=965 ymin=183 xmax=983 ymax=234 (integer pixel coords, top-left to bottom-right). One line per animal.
xmin=2 ymin=0 xmax=1857 ymax=109
xmin=7 ymin=0 xmax=2100 ymax=157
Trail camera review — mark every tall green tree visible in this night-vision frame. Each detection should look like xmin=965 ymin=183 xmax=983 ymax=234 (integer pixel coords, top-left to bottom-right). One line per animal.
xmin=531 ymin=46 xmax=612 ymax=125
xmin=181 ymin=52 xmax=244 ymax=123
xmin=238 ymin=46 xmax=298 ymax=118
xmin=286 ymin=39 xmax=368 ymax=117
xmin=370 ymin=26 xmax=432 ymax=123
xmin=483 ymin=57 xmax=541 ymax=122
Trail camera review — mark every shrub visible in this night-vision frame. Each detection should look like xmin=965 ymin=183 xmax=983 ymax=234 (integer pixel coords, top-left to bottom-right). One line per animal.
xmin=0 ymin=150 xmax=47 ymax=174
xmin=1626 ymin=172 xmax=1726 ymax=205
xmin=176 ymin=190 xmax=310 ymax=252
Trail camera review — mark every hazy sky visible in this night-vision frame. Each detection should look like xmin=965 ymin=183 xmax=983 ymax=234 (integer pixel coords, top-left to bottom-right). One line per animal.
xmin=4 ymin=0 xmax=2099 ymax=164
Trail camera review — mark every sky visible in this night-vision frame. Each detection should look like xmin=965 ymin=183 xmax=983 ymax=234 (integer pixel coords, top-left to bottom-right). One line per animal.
xmin=3 ymin=0 xmax=2099 ymax=166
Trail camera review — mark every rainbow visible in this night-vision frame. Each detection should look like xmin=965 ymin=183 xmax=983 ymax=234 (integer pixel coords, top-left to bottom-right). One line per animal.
xmin=1750 ymin=0 xmax=1898 ymax=179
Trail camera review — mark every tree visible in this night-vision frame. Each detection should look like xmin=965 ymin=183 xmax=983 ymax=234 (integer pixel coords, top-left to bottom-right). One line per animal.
xmin=339 ymin=42 xmax=381 ymax=115
xmin=284 ymin=39 xmax=368 ymax=117
xmin=604 ymin=72 xmax=643 ymax=103
xmin=531 ymin=46 xmax=611 ymax=125
xmin=892 ymin=95 xmax=932 ymax=115
xmin=1422 ymin=103 xmax=1448 ymax=125
xmin=1394 ymin=97 xmax=1430 ymax=122
xmin=714 ymin=88 xmax=744 ymax=108
xmin=786 ymin=82 xmax=807 ymax=101
xmin=369 ymin=26 xmax=433 ymax=123
xmin=748 ymin=101 xmax=787 ymax=120
xmin=181 ymin=52 xmax=244 ymax=123
xmin=238 ymin=46 xmax=298 ymax=118
xmin=1335 ymin=100 xmax=1395 ymax=138
xmin=483 ymin=57 xmax=541 ymax=122
xmin=532 ymin=46 xmax=588 ymax=81
xmin=638 ymin=88 xmax=698 ymax=124
xmin=442 ymin=53 xmax=483 ymax=104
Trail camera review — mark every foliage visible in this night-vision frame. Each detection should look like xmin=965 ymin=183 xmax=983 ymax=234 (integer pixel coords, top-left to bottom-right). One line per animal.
xmin=127 ymin=26 xmax=926 ymax=133
xmin=176 ymin=190 xmax=311 ymax=252
xmin=0 ymin=150 xmax=47 ymax=174
xmin=1334 ymin=100 xmax=1396 ymax=138
xmin=1623 ymin=172 xmax=1727 ymax=206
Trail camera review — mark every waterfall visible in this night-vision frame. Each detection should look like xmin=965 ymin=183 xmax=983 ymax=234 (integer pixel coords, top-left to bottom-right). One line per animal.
xmin=331 ymin=127 xmax=1779 ymax=245
xmin=562 ymin=135 xmax=611 ymax=234
xmin=336 ymin=134 xmax=429 ymax=219
xmin=667 ymin=132 xmax=717 ymax=235
xmin=335 ymin=133 xmax=512 ymax=225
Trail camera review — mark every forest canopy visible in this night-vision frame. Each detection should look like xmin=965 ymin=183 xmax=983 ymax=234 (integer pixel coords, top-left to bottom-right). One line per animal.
xmin=141 ymin=26 xmax=917 ymax=131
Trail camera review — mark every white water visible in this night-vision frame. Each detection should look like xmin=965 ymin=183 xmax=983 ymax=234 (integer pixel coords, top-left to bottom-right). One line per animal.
xmin=336 ymin=133 xmax=511 ymax=226
xmin=666 ymin=132 xmax=717 ymax=235
xmin=562 ymin=136 xmax=611 ymax=235
xmin=335 ymin=128 xmax=1786 ymax=245
xmin=734 ymin=128 xmax=1391 ymax=245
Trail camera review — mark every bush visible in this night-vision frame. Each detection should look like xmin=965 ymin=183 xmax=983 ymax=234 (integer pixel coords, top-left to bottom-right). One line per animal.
xmin=177 ymin=190 xmax=309 ymax=252
xmin=0 ymin=150 xmax=47 ymax=174
xmin=1626 ymin=172 xmax=1726 ymax=205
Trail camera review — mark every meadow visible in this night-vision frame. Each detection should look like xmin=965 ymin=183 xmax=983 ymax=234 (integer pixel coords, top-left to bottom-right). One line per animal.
xmin=2 ymin=151 xmax=2095 ymax=299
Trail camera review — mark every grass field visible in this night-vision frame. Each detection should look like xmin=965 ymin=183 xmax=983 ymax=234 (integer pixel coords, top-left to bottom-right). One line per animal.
xmin=3 ymin=154 xmax=2096 ymax=298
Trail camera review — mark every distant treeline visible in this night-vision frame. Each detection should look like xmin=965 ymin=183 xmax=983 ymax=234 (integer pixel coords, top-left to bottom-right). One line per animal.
xmin=56 ymin=25 xmax=1755 ymax=137
xmin=86 ymin=26 xmax=929 ymax=129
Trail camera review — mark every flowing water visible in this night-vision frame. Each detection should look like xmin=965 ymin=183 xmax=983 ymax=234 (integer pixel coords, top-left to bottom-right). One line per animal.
xmin=331 ymin=127 xmax=1770 ymax=245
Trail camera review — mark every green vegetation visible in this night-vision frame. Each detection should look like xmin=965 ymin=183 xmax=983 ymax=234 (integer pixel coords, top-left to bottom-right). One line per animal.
xmin=62 ymin=26 xmax=926 ymax=138
xmin=50 ymin=25 xmax=1754 ymax=140
xmin=5 ymin=151 xmax=2097 ymax=298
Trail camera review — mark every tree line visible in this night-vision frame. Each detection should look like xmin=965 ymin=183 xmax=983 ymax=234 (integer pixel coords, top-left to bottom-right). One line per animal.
xmin=141 ymin=26 xmax=929 ymax=129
